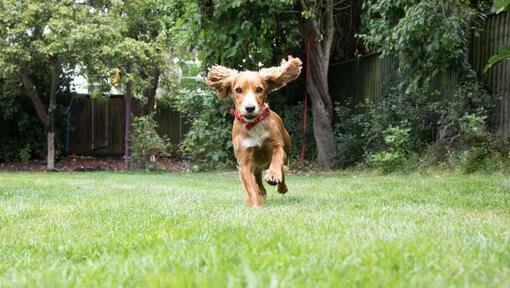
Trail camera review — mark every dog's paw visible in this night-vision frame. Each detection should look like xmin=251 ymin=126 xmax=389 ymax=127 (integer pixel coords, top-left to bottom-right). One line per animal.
xmin=264 ymin=170 xmax=282 ymax=186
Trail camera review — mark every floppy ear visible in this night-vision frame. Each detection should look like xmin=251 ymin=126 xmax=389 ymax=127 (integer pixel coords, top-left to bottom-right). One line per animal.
xmin=205 ymin=65 xmax=238 ymax=99
xmin=260 ymin=55 xmax=302 ymax=92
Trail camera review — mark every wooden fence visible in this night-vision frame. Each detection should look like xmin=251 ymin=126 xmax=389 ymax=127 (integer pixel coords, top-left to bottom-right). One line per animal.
xmin=329 ymin=12 xmax=510 ymax=138
xmin=67 ymin=96 xmax=187 ymax=156
xmin=471 ymin=12 xmax=510 ymax=138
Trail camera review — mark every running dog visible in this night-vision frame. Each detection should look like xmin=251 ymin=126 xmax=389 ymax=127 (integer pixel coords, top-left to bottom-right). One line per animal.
xmin=206 ymin=56 xmax=302 ymax=207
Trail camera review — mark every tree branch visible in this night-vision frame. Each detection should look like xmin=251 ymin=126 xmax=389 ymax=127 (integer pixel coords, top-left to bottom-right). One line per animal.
xmin=21 ymin=64 xmax=49 ymax=129
xmin=142 ymin=65 xmax=161 ymax=115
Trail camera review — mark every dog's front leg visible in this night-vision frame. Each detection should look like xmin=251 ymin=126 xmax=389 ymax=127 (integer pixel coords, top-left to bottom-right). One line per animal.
xmin=238 ymin=152 xmax=265 ymax=207
xmin=265 ymin=145 xmax=286 ymax=186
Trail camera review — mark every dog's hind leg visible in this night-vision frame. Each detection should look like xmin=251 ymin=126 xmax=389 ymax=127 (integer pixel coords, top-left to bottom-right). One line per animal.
xmin=278 ymin=163 xmax=288 ymax=194
xmin=255 ymin=169 xmax=267 ymax=199
xmin=277 ymin=172 xmax=288 ymax=194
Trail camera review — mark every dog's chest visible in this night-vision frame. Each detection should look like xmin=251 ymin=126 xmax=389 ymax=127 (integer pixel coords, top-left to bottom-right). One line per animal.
xmin=240 ymin=123 xmax=270 ymax=148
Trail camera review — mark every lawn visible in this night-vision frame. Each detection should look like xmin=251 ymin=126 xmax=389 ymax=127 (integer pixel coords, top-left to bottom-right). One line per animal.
xmin=0 ymin=172 xmax=509 ymax=287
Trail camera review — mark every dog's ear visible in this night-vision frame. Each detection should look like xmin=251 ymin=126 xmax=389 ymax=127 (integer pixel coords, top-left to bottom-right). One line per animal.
xmin=260 ymin=55 xmax=302 ymax=92
xmin=205 ymin=65 xmax=238 ymax=99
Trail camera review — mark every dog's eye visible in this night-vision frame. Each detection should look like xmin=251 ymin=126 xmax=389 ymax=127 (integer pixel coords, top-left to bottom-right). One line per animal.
xmin=255 ymin=87 xmax=263 ymax=93
xmin=235 ymin=87 xmax=242 ymax=93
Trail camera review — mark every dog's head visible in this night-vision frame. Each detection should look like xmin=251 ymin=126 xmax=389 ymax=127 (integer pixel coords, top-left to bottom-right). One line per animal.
xmin=206 ymin=56 xmax=302 ymax=121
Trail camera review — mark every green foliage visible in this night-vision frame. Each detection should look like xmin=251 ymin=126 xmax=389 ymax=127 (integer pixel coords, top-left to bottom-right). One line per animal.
xmin=195 ymin=0 xmax=301 ymax=69
xmin=130 ymin=114 xmax=171 ymax=170
xmin=0 ymin=75 xmax=53 ymax=162
xmin=0 ymin=0 xmax=110 ymax=164
xmin=484 ymin=47 xmax=510 ymax=73
xmin=0 ymin=0 xmax=84 ymax=76
xmin=333 ymin=64 xmax=505 ymax=173
xmin=0 ymin=0 xmax=192 ymax=165
xmin=80 ymin=0 xmax=187 ymax=100
xmin=162 ymin=59 xmax=235 ymax=168
xmin=334 ymin=103 xmax=368 ymax=168
xmin=454 ymin=113 xmax=510 ymax=173
xmin=361 ymin=0 xmax=479 ymax=94
xmin=459 ymin=113 xmax=489 ymax=143
xmin=484 ymin=0 xmax=510 ymax=72
xmin=18 ymin=145 xmax=32 ymax=163
xmin=369 ymin=125 xmax=412 ymax=173
xmin=493 ymin=0 xmax=510 ymax=12
xmin=348 ymin=0 xmax=507 ymax=173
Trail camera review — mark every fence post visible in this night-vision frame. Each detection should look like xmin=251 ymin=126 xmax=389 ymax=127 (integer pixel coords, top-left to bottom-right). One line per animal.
xmin=124 ymin=62 xmax=132 ymax=170
xmin=354 ymin=54 xmax=361 ymax=104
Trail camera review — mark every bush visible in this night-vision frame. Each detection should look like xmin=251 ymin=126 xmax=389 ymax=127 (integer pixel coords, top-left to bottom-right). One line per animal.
xmin=0 ymin=95 xmax=46 ymax=162
xmin=369 ymin=125 xmax=412 ymax=173
xmin=18 ymin=145 xmax=32 ymax=163
xmin=334 ymin=102 xmax=368 ymax=168
xmin=130 ymin=114 xmax=171 ymax=170
xmin=332 ymin=59 xmax=509 ymax=174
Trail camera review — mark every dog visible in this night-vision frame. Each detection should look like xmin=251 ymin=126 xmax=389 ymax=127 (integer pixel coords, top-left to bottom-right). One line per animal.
xmin=206 ymin=56 xmax=302 ymax=207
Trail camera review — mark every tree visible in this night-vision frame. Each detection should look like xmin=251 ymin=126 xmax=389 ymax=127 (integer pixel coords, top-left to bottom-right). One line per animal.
xmin=298 ymin=0 xmax=345 ymax=168
xmin=86 ymin=0 xmax=185 ymax=169
xmin=0 ymin=0 xmax=93 ymax=169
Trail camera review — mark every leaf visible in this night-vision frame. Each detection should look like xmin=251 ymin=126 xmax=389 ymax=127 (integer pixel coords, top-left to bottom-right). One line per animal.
xmin=175 ymin=17 xmax=184 ymax=27
xmin=483 ymin=46 xmax=510 ymax=73
xmin=493 ymin=0 xmax=510 ymax=13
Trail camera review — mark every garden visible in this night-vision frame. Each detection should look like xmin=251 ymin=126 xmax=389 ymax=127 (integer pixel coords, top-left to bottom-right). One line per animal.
xmin=1 ymin=0 xmax=510 ymax=286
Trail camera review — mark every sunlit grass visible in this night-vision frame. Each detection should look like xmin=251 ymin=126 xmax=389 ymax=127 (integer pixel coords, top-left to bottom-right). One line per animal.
xmin=0 ymin=172 xmax=509 ymax=287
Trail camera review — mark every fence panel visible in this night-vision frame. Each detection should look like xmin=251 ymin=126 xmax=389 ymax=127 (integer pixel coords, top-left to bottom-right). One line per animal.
xmin=68 ymin=97 xmax=186 ymax=156
xmin=471 ymin=12 xmax=510 ymax=138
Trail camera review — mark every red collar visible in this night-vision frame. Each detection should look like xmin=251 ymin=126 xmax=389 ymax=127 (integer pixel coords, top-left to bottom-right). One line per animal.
xmin=229 ymin=104 xmax=271 ymax=130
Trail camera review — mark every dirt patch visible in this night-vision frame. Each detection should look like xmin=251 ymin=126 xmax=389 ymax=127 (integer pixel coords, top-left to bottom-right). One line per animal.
xmin=0 ymin=156 xmax=189 ymax=172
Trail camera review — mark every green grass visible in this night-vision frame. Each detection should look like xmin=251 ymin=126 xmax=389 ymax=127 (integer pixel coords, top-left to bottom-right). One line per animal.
xmin=0 ymin=171 xmax=509 ymax=287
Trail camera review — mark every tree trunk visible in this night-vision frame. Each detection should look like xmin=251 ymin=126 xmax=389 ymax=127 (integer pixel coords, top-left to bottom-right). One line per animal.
xmin=21 ymin=65 xmax=49 ymax=129
xmin=300 ymin=0 xmax=337 ymax=168
xmin=141 ymin=66 xmax=160 ymax=115
xmin=47 ymin=59 xmax=61 ymax=171
xmin=307 ymin=38 xmax=337 ymax=168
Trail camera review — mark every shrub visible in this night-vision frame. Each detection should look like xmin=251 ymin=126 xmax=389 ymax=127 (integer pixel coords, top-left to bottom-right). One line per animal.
xmin=369 ymin=125 xmax=412 ymax=173
xmin=18 ymin=145 xmax=32 ymax=163
xmin=334 ymin=102 xmax=368 ymax=168
xmin=130 ymin=114 xmax=171 ymax=170
xmin=0 ymin=88 xmax=46 ymax=162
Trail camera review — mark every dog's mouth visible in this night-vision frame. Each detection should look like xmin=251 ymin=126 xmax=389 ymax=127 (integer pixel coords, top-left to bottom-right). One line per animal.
xmin=243 ymin=113 xmax=257 ymax=121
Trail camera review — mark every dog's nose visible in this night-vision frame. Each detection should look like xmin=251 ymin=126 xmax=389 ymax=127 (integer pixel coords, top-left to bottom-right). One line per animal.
xmin=245 ymin=105 xmax=256 ymax=113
